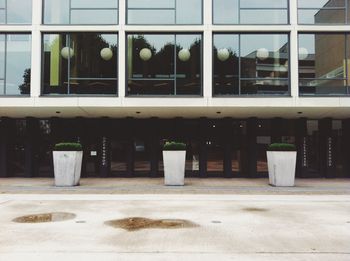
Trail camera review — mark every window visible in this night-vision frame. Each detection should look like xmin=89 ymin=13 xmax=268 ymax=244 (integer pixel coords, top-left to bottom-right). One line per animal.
xmin=0 ymin=34 xmax=31 ymax=96
xmin=127 ymin=33 xmax=202 ymax=96
xmin=0 ymin=0 xmax=32 ymax=24
xmin=213 ymin=33 xmax=289 ymax=96
xmin=298 ymin=0 xmax=347 ymax=24
xmin=42 ymin=33 xmax=118 ymax=95
xmin=127 ymin=0 xmax=202 ymax=24
xmin=299 ymin=33 xmax=349 ymax=96
xmin=213 ymin=0 xmax=288 ymax=24
xmin=43 ymin=0 xmax=118 ymax=24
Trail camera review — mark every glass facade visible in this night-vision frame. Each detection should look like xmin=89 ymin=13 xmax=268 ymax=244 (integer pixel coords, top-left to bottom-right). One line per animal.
xmin=0 ymin=34 xmax=31 ymax=95
xmin=42 ymin=33 xmax=118 ymax=95
xmin=213 ymin=0 xmax=289 ymax=24
xmin=298 ymin=33 xmax=349 ymax=96
xmin=213 ymin=33 xmax=289 ymax=96
xmin=0 ymin=0 xmax=32 ymax=24
xmin=127 ymin=0 xmax=202 ymax=24
xmin=43 ymin=0 xmax=118 ymax=24
xmin=298 ymin=0 xmax=348 ymax=24
xmin=127 ymin=33 xmax=202 ymax=96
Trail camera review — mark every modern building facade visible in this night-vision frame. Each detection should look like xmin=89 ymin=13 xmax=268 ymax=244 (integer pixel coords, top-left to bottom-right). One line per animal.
xmin=1 ymin=0 xmax=350 ymax=179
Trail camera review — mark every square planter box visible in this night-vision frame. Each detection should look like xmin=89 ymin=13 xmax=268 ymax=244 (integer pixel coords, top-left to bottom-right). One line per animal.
xmin=53 ymin=151 xmax=83 ymax=187
xmin=163 ymin=151 xmax=186 ymax=186
xmin=267 ymin=151 xmax=297 ymax=187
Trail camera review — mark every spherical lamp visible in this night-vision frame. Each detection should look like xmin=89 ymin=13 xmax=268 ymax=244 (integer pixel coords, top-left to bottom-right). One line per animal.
xmin=100 ymin=48 xmax=113 ymax=61
xmin=178 ymin=48 xmax=191 ymax=62
xmin=139 ymin=48 xmax=152 ymax=61
xmin=256 ymin=48 xmax=269 ymax=60
xmin=61 ymin=47 xmax=74 ymax=59
xmin=299 ymin=47 xmax=309 ymax=60
xmin=217 ymin=48 xmax=230 ymax=62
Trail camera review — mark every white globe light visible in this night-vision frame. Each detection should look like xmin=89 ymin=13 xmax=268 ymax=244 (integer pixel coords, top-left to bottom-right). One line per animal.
xmin=100 ymin=48 xmax=113 ymax=61
xmin=217 ymin=48 xmax=230 ymax=62
xmin=299 ymin=47 xmax=309 ymax=60
xmin=178 ymin=48 xmax=191 ymax=62
xmin=61 ymin=47 xmax=74 ymax=59
xmin=256 ymin=48 xmax=269 ymax=60
xmin=139 ymin=48 xmax=152 ymax=61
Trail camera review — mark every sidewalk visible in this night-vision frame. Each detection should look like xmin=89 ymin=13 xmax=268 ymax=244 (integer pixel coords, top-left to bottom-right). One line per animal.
xmin=0 ymin=194 xmax=349 ymax=261
xmin=0 ymin=178 xmax=349 ymax=194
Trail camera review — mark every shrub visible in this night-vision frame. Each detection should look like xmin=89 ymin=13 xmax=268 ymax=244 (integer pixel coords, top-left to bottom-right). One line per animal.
xmin=53 ymin=142 xmax=83 ymax=151
xmin=163 ymin=141 xmax=186 ymax=151
xmin=267 ymin=143 xmax=296 ymax=151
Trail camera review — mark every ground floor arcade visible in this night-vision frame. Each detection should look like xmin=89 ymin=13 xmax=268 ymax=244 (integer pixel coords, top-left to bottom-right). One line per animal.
xmin=0 ymin=117 xmax=349 ymax=179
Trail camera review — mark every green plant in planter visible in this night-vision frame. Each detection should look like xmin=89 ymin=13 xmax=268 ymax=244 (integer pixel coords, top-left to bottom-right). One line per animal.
xmin=163 ymin=141 xmax=186 ymax=151
xmin=53 ymin=142 xmax=83 ymax=151
xmin=267 ymin=143 xmax=296 ymax=151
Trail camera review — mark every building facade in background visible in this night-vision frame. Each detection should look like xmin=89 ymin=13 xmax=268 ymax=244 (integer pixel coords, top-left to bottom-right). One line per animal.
xmin=1 ymin=0 xmax=350 ymax=179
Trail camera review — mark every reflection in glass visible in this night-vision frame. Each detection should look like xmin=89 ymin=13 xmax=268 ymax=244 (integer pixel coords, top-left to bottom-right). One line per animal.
xmin=298 ymin=33 xmax=349 ymax=95
xmin=0 ymin=34 xmax=31 ymax=95
xmin=111 ymin=140 xmax=128 ymax=173
xmin=43 ymin=33 xmax=118 ymax=95
xmin=213 ymin=34 xmax=289 ymax=96
xmin=0 ymin=0 xmax=31 ymax=24
xmin=44 ymin=0 xmax=118 ymax=24
xmin=127 ymin=0 xmax=201 ymax=24
xmin=213 ymin=0 xmax=288 ymax=24
xmin=127 ymin=34 xmax=202 ymax=96
xmin=298 ymin=0 xmax=346 ymax=24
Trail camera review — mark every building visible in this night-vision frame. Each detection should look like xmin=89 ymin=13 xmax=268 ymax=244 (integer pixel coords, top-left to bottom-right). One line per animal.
xmin=0 ymin=0 xmax=350 ymax=179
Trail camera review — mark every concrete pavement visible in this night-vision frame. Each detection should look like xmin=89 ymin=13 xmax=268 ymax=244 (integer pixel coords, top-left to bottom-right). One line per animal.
xmin=0 ymin=194 xmax=349 ymax=260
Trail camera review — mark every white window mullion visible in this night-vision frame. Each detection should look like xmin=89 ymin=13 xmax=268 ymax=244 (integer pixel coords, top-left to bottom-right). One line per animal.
xmin=203 ymin=0 xmax=212 ymax=98
xmin=30 ymin=0 xmax=43 ymax=97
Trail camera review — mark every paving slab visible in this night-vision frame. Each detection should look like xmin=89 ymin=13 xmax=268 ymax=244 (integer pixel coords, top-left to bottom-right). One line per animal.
xmin=0 ymin=194 xmax=349 ymax=260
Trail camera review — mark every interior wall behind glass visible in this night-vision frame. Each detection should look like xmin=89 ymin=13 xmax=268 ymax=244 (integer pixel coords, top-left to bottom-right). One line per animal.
xmin=127 ymin=0 xmax=202 ymax=24
xmin=0 ymin=34 xmax=31 ymax=95
xmin=213 ymin=0 xmax=288 ymax=24
xmin=44 ymin=0 xmax=118 ymax=24
xmin=0 ymin=0 xmax=32 ymax=24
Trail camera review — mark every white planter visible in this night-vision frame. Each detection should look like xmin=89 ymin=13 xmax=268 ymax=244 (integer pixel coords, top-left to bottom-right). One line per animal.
xmin=163 ymin=151 xmax=186 ymax=186
xmin=53 ymin=151 xmax=83 ymax=187
xmin=267 ymin=151 xmax=297 ymax=187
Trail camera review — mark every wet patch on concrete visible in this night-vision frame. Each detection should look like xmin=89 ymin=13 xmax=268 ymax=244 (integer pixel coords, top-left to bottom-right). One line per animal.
xmin=105 ymin=217 xmax=199 ymax=231
xmin=242 ymin=207 xmax=269 ymax=212
xmin=12 ymin=212 xmax=76 ymax=223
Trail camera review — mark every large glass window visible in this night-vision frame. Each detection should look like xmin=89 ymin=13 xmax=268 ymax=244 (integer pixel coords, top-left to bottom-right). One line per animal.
xmin=42 ymin=33 xmax=118 ymax=95
xmin=213 ymin=0 xmax=288 ymax=24
xmin=43 ymin=0 xmax=118 ymax=24
xmin=298 ymin=0 xmax=348 ymax=24
xmin=298 ymin=33 xmax=349 ymax=96
xmin=127 ymin=0 xmax=202 ymax=24
xmin=0 ymin=0 xmax=32 ymax=24
xmin=213 ymin=33 xmax=289 ymax=96
xmin=0 ymin=34 xmax=31 ymax=96
xmin=127 ymin=33 xmax=202 ymax=96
